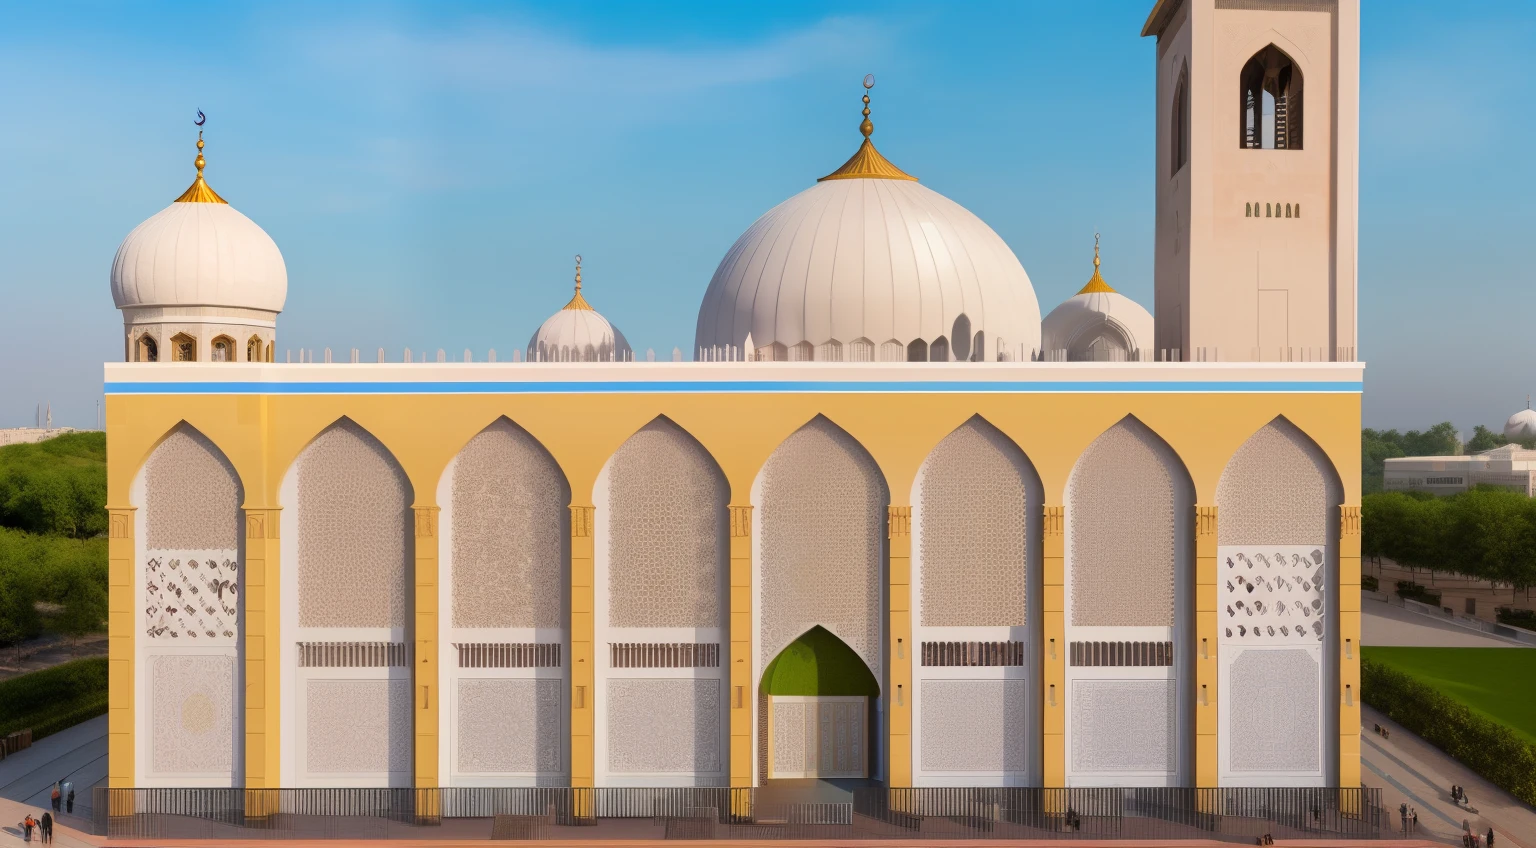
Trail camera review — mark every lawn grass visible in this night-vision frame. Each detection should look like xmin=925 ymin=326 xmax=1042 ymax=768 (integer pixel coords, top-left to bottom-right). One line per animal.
xmin=1361 ymin=646 xmax=1536 ymax=744
xmin=0 ymin=656 xmax=108 ymax=741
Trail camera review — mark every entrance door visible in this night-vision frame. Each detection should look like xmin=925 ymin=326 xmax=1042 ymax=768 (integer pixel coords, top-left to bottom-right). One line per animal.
xmin=769 ymin=695 xmax=867 ymax=778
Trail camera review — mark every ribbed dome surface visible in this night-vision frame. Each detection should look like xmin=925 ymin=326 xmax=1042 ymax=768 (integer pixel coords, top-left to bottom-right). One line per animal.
xmin=694 ymin=178 xmax=1041 ymax=361
xmin=110 ymin=201 xmax=287 ymax=313
xmin=528 ymin=303 xmax=632 ymax=362
xmin=1042 ymin=290 xmax=1154 ymax=361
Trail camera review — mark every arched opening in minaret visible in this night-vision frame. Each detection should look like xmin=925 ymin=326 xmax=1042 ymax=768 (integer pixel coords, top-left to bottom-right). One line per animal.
xmin=247 ymin=335 xmax=263 ymax=362
xmin=137 ymin=334 xmax=159 ymax=362
xmin=1172 ymin=63 xmax=1190 ymax=173
xmin=170 ymin=333 xmax=197 ymax=362
xmin=760 ymin=626 xmax=878 ymax=780
xmin=211 ymin=335 xmax=235 ymax=362
xmin=1240 ymin=45 xmax=1303 ymax=150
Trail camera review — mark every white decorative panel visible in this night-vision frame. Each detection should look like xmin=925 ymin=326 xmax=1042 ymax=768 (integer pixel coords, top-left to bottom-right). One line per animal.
xmin=451 ymin=419 xmax=568 ymax=629
xmin=456 ymin=678 xmax=562 ymax=774
xmin=1067 ymin=418 xmax=1187 ymax=627
xmin=759 ymin=416 xmax=887 ymax=678
xmin=920 ymin=680 xmax=1027 ymax=773
xmin=918 ymin=418 xmax=1032 ymax=627
xmin=304 ymin=679 xmax=412 ymax=774
xmin=144 ymin=552 xmax=239 ymax=644
xmin=149 ymin=654 xmax=235 ymax=776
xmin=1228 ymin=649 xmax=1320 ymax=773
xmin=1070 ymin=680 xmax=1175 ymax=773
xmin=770 ymin=696 xmax=867 ymax=779
xmin=606 ymin=679 xmax=720 ymax=774
xmin=1218 ymin=545 xmax=1326 ymax=645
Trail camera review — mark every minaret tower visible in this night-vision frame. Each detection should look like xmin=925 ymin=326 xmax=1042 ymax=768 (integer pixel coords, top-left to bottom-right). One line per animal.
xmin=1142 ymin=0 xmax=1359 ymax=362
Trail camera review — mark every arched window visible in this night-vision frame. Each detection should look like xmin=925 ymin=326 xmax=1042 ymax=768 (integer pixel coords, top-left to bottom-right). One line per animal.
xmin=170 ymin=333 xmax=197 ymax=362
xmin=907 ymin=339 xmax=929 ymax=362
xmin=211 ymin=335 xmax=235 ymax=362
xmin=264 ymin=341 xmax=273 ymax=362
xmin=929 ymin=336 xmax=950 ymax=362
xmin=138 ymin=334 xmax=159 ymax=362
xmin=1171 ymin=63 xmax=1190 ymax=174
xmin=1240 ymin=45 xmax=1303 ymax=149
xmin=247 ymin=335 xmax=262 ymax=362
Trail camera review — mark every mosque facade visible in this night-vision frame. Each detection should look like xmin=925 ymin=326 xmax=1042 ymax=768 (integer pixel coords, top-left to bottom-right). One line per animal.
xmin=105 ymin=0 xmax=1363 ymax=794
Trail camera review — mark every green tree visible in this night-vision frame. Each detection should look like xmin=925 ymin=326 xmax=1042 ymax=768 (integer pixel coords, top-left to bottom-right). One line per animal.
xmin=1466 ymin=425 xmax=1509 ymax=454
xmin=0 ymin=567 xmax=41 ymax=666
xmin=0 ymin=432 xmax=107 ymax=539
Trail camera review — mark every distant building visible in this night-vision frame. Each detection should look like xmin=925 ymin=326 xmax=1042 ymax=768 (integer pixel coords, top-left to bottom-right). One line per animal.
xmin=1384 ymin=444 xmax=1536 ymax=496
xmin=0 ymin=427 xmax=82 ymax=447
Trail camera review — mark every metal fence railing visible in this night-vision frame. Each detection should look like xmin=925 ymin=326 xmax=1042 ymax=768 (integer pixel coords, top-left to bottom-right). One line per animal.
xmin=89 ymin=785 xmax=1385 ymax=841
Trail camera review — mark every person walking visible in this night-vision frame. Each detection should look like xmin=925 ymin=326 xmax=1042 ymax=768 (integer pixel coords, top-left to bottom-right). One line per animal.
xmin=1411 ymin=809 xmax=1419 ymax=832
xmin=1400 ymin=802 xmax=1409 ymax=834
xmin=49 ymin=782 xmax=60 ymax=812
xmin=22 ymin=813 xmax=36 ymax=842
xmin=1488 ymin=827 xmax=1496 ymax=846
xmin=65 ymin=787 xmax=75 ymax=814
xmin=40 ymin=810 xmax=52 ymax=844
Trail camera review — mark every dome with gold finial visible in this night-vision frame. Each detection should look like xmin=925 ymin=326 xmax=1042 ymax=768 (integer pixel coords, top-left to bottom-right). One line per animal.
xmin=695 ymin=76 xmax=1040 ymax=362
xmin=1040 ymin=235 xmax=1153 ymax=361
xmin=527 ymin=256 xmax=634 ymax=362
xmin=109 ymin=120 xmax=288 ymax=363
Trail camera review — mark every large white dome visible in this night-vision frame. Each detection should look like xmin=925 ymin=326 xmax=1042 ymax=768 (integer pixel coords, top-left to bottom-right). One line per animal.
xmin=694 ymin=109 xmax=1040 ymax=362
xmin=1505 ymin=405 xmax=1536 ymax=442
xmin=527 ymin=265 xmax=632 ymax=362
xmin=110 ymin=161 xmax=287 ymax=314
xmin=1041 ymin=243 xmax=1153 ymax=361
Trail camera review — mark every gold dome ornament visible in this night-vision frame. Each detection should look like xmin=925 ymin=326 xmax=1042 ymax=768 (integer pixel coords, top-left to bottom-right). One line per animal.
xmin=818 ymin=74 xmax=917 ymax=182
xmin=1076 ymin=233 xmax=1117 ymax=295
xmin=562 ymin=254 xmax=594 ymax=311
xmin=174 ymin=111 xmax=228 ymax=204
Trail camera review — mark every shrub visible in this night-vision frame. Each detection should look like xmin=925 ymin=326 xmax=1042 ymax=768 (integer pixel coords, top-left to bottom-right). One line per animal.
xmin=1361 ymin=657 xmax=1536 ymax=805
xmin=1395 ymin=580 xmax=1442 ymax=606
xmin=0 ymin=432 xmax=107 ymax=539
xmin=1361 ymin=574 xmax=1379 ymax=592
xmin=1497 ymin=607 xmax=1536 ymax=631
xmin=0 ymin=657 xmax=109 ymax=739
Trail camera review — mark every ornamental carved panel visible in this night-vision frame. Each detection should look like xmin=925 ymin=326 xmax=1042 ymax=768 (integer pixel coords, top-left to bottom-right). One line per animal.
xmin=570 ymin=505 xmax=594 ymax=539
xmin=414 ymin=507 xmax=439 ymax=539
xmin=1042 ymin=506 xmax=1064 ymax=538
xmin=1196 ymin=506 xmax=1219 ymax=539
xmin=887 ymin=506 xmax=911 ymax=538
xmin=1340 ymin=506 xmax=1361 ymax=537
xmin=110 ymin=510 xmax=133 ymax=539
xmin=730 ymin=505 xmax=753 ymax=538
xmin=246 ymin=512 xmax=266 ymax=541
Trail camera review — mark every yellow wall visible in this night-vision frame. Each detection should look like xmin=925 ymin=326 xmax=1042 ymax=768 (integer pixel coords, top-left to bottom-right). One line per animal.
xmin=107 ymin=387 xmax=1361 ymax=789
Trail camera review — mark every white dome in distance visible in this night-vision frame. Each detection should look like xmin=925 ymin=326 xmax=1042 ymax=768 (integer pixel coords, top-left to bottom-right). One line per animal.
xmin=527 ymin=258 xmax=633 ymax=362
xmin=110 ymin=138 xmax=287 ymax=314
xmin=1040 ymin=238 xmax=1153 ymax=362
xmin=1505 ymin=402 xmax=1536 ymax=442
xmin=694 ymin=81 xmax=1040 ymax=362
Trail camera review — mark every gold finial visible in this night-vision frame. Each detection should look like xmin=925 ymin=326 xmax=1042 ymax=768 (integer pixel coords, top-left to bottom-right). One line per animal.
xmin=1077 ymin=232 xmax=1117 ymax=295
xmin=818 ymin=74 xmax=917 ymax=182
xmin=562 ymin=253 xmax=594 ymax=311
xmin=174 ymin=112 xmax=228 ymax=204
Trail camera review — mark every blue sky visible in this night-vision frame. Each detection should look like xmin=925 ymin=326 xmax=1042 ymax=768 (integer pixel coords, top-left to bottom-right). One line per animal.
xmin=0 ymin=1 xmax=1531 ymax=434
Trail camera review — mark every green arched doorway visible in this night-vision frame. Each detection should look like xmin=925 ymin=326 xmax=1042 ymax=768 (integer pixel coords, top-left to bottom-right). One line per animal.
xmin=761 ymin=627 xmax=878 ymax=779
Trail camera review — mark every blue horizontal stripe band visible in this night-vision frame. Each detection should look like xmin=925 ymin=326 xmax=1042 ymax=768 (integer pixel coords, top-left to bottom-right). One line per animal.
xmin=104 ymin=380 xmax=1363 ymax=395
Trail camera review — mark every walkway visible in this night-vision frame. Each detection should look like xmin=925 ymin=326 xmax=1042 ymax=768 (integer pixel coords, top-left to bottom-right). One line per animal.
xmin=1362 ymin=600 xmax=1527 ymax=648
xmin=1360 ymin=704 xmax=1536 ymax=847
xmin=0 ymin=714 xmax=106 ymax=847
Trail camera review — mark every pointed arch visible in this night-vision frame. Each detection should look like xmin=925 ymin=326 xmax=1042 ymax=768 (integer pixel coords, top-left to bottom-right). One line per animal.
xmin=170 ymin=332 xmax=197 ymax=362
xmin=447 ymin=417 xmax=570 ymax=629
xmin=1240 ymin=44 xmax=1304 ymax=150
xmin=210 ymin=334 xmax=236 ymax=362
xmin=290 ymin=417 xmax=414 ymax=629
xmin=1172 ymin=61 xmax=1190 ymax=174
xmin=600 ymin=416 xmax=728 ymax=628
xmin=755 ymin=414 xmax=888 ymax=678
xmin=134 ymin=422 xmax=244 ymax=784
xmin=761 ymin=626 xmax=879 ymax=697
xmin=1219 ymin=416 xmax=1342 ymax=545
xmin=137 ymin=333 xmax=159 ymax=362
xmin=1067 ymin=416 xmax=1194 ymax=627
xmin=915 ymin=416 xmax=1039 ymax=628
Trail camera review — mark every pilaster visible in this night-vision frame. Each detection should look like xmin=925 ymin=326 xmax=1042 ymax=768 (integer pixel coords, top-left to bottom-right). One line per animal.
xmin=728 ymin=505 xmax=753 ymax=788
xmin=887 ymin=505 xmax=912 ymax=787
xmin=1339 ymin=504 xmax=1362 ymax=788
xmin=1041 ymin=505 xmax=1065 ymax=788
xmin=243 ymin=508 xmax=282 ymax=791
xmin=1195 ymin=505 xmax=1218 ymax=787
xmin=570 ymin=504 xmax=596 ymax=787
xmin=107 ymin=507 xmax=136 ymax=792
xmin=413 ymin=505 xmax=440 ymax=788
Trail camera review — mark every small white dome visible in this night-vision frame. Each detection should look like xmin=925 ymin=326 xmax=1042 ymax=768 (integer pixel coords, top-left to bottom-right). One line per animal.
xmin=527 ymin=267 xmax=632 ymax=362
xmin=695 ymin=111 xmax=1040 ymax=362
xmin=1505 ymin=406 xmax=1536 ymax=442
xmin=110 ymin=171 xmax=287 ymax=314
xmin=1040 ymin=245 xmax=1153 ymax=361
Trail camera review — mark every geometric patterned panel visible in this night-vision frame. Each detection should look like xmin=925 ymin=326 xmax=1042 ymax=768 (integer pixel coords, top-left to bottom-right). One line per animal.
xmin=456 ymin=678 xmax=563 ymax=774
xmin=1067 ymin=417 xmax=1187 ymax=627
xmin=304 ymin=679 xmax=413 ymax=774
xmin=918 ymin=417 xmax=1032 ymax=627
xmin=143 ymin=552 xmax=238 ymax=643
xmin=1070 ymin=679 xmax=1175 ymax=773
xmin=1219 ymin=545 xmax=1327 ymax=645
xmin=296 ymin=419 xmax=412 ymax=629
xmin=149 ymin=654 xmax=234 ymax=776
xmin=606 ymin=678 xmax=721 ymax=774
xmin=451 ymin=418 xmax=569 ymax=629
xmin=920 ymin=680 xmax=1028 ymax=772
xmin=758 ymin=416 xmax=887 ymax=678
xmin=144 ymin=425 xmax=241 ymax=552
xmin=605 ymin=417 xmax=727 ymax=629
xmin=1217 ymin=418 xmax=1340 ymax=546
xmin=1228 ymin=649 xmax=1320 ymax=773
